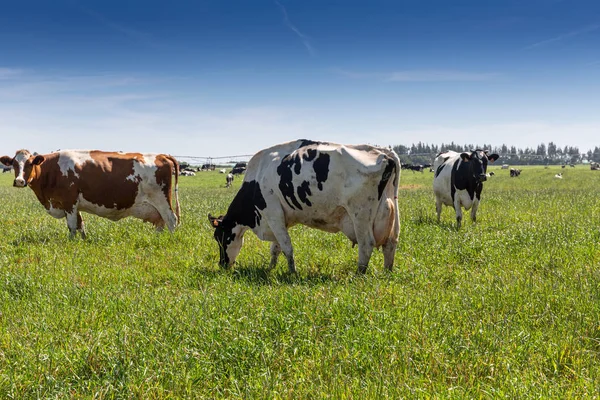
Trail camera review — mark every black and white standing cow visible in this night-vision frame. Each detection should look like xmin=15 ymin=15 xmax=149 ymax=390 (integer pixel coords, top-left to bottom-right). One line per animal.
xmin=208 ymin=139 xmax=400 ymax=274
xmin=433 ymin=149 xmax=499 ymax=228
xmin=225 ymin=173 xmax=234 ymax=188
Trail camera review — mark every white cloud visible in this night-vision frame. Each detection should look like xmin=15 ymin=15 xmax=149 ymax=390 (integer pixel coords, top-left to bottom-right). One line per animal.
xmin=0 ymin=68 xmax=23 ymax=79
xmin=1 ymin=69 xmax=598 ymax=163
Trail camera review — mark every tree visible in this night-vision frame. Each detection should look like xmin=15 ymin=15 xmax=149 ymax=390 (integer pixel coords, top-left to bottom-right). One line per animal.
xmin=536 ymin=143 xmax=546 ymax=156
xmin=548 ymin=142 xmax=557 ymax=157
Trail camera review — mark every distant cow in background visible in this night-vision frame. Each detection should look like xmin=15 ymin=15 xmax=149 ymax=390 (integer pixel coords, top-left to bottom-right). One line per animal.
xmin=181 ymin=170 xmax=196 ymax=176
xmin=510 ymin=168 xmax=521 ymax=177
xmin=402 ymin=164 xmax=424 ymax=172
xmin=225 ymin=173 xmax=234 ymax=188
xmin=555 ymin=173 xmax=563 ymax=179
xmin=231 ymin=166 xmax=246 ymax=175
xmin=2 ymin=166 xmax=11 ymax=173
xmin=591 ymin=162 xmax=600 ymax=171
xmin=501 ymin=164 xmax=509 ymax=169
xmin=230 ymin=162 xmax=248 ymax=175
xmin=1 ymin=149 xmax=180 ymax=238
xmin=433 ymin=149 xmax=499 ymax=228
xmin=200 ymin=164 xmax=216 ymax=171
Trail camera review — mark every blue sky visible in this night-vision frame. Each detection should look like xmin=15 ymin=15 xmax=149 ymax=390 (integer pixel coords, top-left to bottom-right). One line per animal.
xmin=1 ymin=0 xmax=599 ymax=159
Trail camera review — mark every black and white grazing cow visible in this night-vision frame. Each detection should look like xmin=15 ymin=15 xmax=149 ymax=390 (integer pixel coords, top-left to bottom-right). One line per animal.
xmin=433 ymin=149 xmax=499 ymax=228
xmin=208 ymin=139 xmax=400 ymax=274
xmin=225 ymin=173 xmax=234 ymax=188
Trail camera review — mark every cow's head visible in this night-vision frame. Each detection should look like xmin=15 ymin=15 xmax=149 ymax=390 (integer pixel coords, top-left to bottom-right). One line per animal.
xmin=460 ymin=150 xmax=499 ymax=182
xmin=208 ymin=213 xmax=245 ymax=267
xmin=0 ymin=150 xmax=45 ymax=187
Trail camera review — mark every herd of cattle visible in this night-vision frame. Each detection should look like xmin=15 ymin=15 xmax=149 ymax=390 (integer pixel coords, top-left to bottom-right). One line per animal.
xmin=0 ymin=141 xmax=597 ymax=273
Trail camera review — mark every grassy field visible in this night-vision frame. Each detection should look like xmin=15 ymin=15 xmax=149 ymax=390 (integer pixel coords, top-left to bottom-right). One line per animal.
xmin=0 ymin=164 xmax=599 ymax=398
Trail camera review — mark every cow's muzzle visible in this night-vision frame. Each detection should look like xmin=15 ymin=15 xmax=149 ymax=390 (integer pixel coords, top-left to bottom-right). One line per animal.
xmin=13 ymin=179 xmax=27 ymax=187
xmin=477 ymin=174 xmax=487 ymax=182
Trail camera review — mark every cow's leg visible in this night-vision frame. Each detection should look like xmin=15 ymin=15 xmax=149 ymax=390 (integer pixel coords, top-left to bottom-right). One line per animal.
xmin=273 ymin=229 xmax=295 ymax=274
xmin=357 ymin=233 xmax=375 ymax=274
xmin=261 ymin=204 xmax=295 ymax=273
xmin=382 ymin=238 xmax=397 ymax=272
xmin=264 ymin=219 xmax=295 ymax=273
xmin=470 ymin=198 xmax=480 ymax=224
xmin=149 ymin=195 xmax=178 ymax=233
xmin=435 ymin=196 xmax=443 ymax=222
xmin=77 ymin=212 xmax=86 ymax=239
xmin=354 ymin=221 xmax=376 ymax=274
xmin=382 ymin=210 xmax=399 ymax=272
xmin=269 ymin=242 xmax=281 ymax=269
xmin=374 ymin=197 xmax=399 ymax=271
xmin=454 ymin=199 xmax=463 ymax=229
xmin=65 ymin=210 xmax=79 ymax=239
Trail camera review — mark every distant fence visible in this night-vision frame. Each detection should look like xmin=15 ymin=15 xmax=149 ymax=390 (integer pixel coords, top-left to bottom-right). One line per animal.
xmin=173 ymin=154 xmax=254 ymax=166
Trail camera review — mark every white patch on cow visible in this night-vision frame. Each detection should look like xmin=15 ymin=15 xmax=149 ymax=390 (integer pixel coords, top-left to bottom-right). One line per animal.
xmin=77 ymin=194 xmax=159 ymax=222
xmin=12 ymin=150 xmax=31 ymax=186
xmin=57 ymin=150 xmax=94 ymax=178
xmin=126 ymin=154 xmax=159 ymax=183
xmin=47 ymin=204 xmax=66 ymax=219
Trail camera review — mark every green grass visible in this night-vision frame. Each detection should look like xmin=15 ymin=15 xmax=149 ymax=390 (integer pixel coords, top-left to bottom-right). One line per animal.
xmin=0 ymin=165 xmax=599 ymax=398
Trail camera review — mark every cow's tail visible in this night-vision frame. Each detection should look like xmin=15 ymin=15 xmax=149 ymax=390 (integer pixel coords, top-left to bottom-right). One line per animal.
xmin=373 ymin=150 xmax=401 ymax=248
xmin=166 ymin=155 xmax=181 ymax=225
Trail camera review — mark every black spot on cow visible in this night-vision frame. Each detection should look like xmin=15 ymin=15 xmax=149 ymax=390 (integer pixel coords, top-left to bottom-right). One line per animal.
xmin=434 ymin=156 xmax=450 ymax=178
xmin=297 ymin=180 xmax=312 ymax=207
xmin=277 ymin=146 xmax=330 ymax=209
xmin=377 ymin=157 xmax=396 ymax=200
xmin=450 ymin=155 xmax=487 ymax=203
xmin=298 ymin=139 xmax=326 ymax=148
xmin=302 ymin=148 xmax=317 ymax=162
xmin=277 ymin=154 xmax=304 ymax=210
xmin=451 ymin=158 xmax=474 ymax=202
xmin=313 ymin=153 xmax=330 ymax=191
xmin=226 ymin=180 xmax=267 ymax=229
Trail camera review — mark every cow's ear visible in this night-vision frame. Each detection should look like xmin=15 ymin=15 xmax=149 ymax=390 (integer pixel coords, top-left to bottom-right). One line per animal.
xmin=208 ymin=213 xmax=221 ymax=228
xmin=32 ymin=155 xmax=45 ymax=165
xmin=0 ymin=156 xmax=12 ymax=166
xmin=487 ymin=154 xmax=500 ymax=163
xmin=460 ymin=152 xmax=471 ymax=162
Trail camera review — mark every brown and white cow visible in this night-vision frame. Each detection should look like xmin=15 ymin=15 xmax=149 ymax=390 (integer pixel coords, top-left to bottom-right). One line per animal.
xmin=1 ymin=149 xmax=180 ymax=238
xmin=208 ymin=139 xmax=400 ymax=274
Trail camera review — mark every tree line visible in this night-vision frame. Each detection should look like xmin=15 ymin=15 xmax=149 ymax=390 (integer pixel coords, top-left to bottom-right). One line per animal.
xmin=392 ymin=141 xmax=600 ymax=166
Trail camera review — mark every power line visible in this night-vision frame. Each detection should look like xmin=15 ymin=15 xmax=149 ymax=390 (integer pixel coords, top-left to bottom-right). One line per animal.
xmin=172 ymin=154 xmax=254 ymax=160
